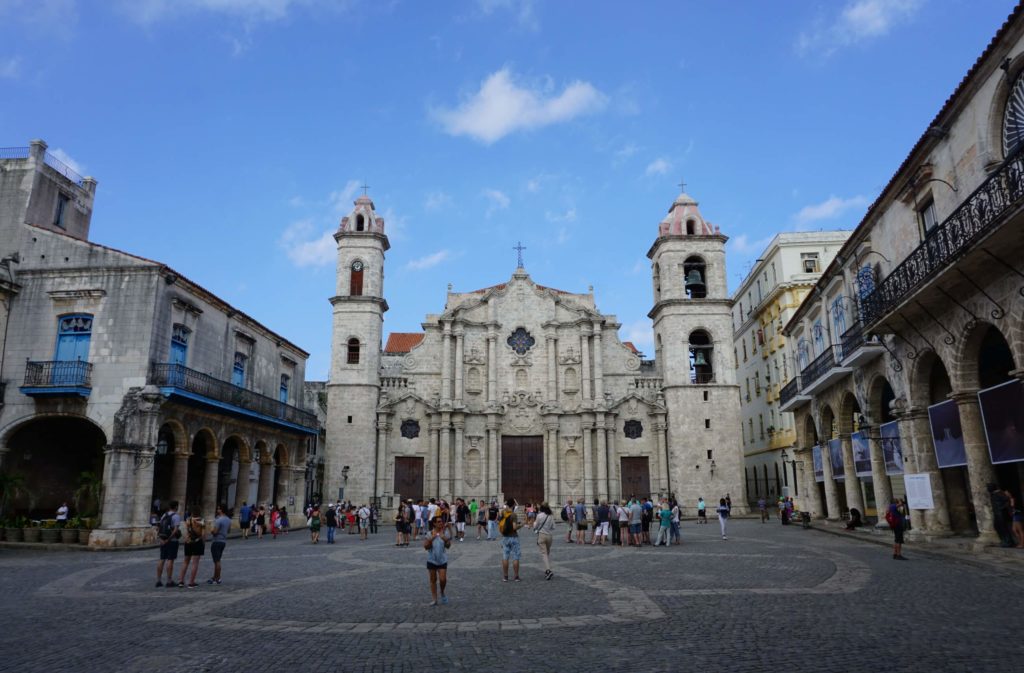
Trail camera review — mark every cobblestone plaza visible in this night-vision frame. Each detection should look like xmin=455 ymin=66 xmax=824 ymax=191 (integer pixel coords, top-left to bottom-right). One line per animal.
xmin=2 ymin=522 xmax=1021 ymax=673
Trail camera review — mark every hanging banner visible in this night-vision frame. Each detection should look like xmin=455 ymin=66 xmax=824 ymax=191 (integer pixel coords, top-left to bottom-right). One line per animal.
xmin=978 ymin=379 xmax=1024 ymax=465
xmin=812 ymin=445 xmax=824 ymax=482
xmin=828 ymin=438 xmax=844 ymax=481
xmin=852 ymin=431 xmax=872 ymax=477
xmin=904 ymin=473 xmax=935 ymax=509
xmin=928 ymin=399 xmax=968 ymax=468
xmin=880 ymin=420 xmax=904 ymax=475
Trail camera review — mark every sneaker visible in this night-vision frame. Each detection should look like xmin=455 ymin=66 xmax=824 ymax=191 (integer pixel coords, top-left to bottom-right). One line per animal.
xmin=206 ymin=579 xmax=216 ymax=585
xmin=440 ymin=596 xmax=449 ymax=605
xmin=155 ymin=581 xmax=164 ymax=588
xmin=187 ymin=583 xmax=198 ymax=589
xmin=502 ymin=576 xmax=509 ymax=582
xmin=514 ymin=577 xmax=521 ymax=582
xmin=177 ymin=582 xmax=185 ymax=588
xmin=722 ymin=536 xmax=728 ymax=540
xmin=428 ymin=600 xmax=437 ymax=607
xmin=545 ymin=570 xmax=553 ymax=581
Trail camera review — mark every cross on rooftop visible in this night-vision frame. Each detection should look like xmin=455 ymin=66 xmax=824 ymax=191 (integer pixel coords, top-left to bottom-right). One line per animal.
xmin=513 ymin=241 xmax=527 ymax=268
xmin=361 ymin=182 xmax=371 ymax=196
xmin=678 ymin=178 xmax=687 ymax=192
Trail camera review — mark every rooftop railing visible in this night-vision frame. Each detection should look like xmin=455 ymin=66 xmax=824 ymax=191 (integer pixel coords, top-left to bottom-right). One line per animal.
xmin=150 ymin=363 xmax=317 ymax=430
xmin=861 ymin=146 xmax=1024 ymax=328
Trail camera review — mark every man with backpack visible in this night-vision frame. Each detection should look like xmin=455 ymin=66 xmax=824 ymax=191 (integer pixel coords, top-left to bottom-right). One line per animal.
xmin=562 ymin=499 xmax=574 ymax=543
xmin=358 ymin=504 xmax=371 ymax=540
xmin=498 ymin=499 xmax=521 ymax=582
xmin=155 ymin=501 xmax=182 ymax=588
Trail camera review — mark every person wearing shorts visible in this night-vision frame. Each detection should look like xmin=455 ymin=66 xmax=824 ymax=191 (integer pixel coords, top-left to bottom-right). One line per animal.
xmin=208 ymin=504 xmax=230 ymax=585
xmin=424 ymin=516 xmax=451 ymax=606
xmin=499 ymin=499 xmax=522 ymax=582
xmin=156 ymin=501 xmax=181 ymax=588
xmin=177 ymin=510 xmax=205 ymax=588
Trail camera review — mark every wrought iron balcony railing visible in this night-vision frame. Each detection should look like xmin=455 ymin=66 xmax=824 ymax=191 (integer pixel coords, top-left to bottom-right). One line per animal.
xmin=801 ymin=347 xmax=836 ymax=385
xmin=690 ymin=372 xmax=715 ymax=384
xmin=840 ymin=322 xmax=867 ymax=358
xmin=23 ymin=360 xmax=93 ymax=388
xmin=150 ymin=363 xmax=317 ymax=430
xmin=860 ymin=147 xmax=1024 ymax=328
xmin=779 ymin=377 xmax=802 ymax=406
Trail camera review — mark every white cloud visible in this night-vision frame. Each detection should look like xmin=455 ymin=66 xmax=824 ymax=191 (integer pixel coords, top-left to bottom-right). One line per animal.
xmin=797 ymin=0 xmax=923 ymax=57
xmin=0 ymin=57 xmax=20 ymax=79
xmin=329 ymin=180 xmax=361 ymax=214
xmin=483 ymin=188 xmax=510 ymax=217
xmin=407 ymin=249 xmax=452 ymax=271
xmin=433 ymin=68 xmax=607 ymax=144
xmin=525 ymin=177 xmax=541 ymax=193
xmin=793 ymin=195 xmax=868 ymax=227
xmin=50 ymin=148 xmax=84 ymax=176
xmin=279 ymin=219 xmax=335 ymax=268
xmin=621 ymin=319 xmax=653 ymax=353
xmin=544 ymin=207 xmax=576 ymax=223
xmin=381 ymin=207 xmax=409 ymax=241
xmin=645 ymin=157 xmax=672 ymax=177
xmin=476 ymin=0 xmax=538 ymax=31
xmin=630 ymin=258 xmax=648 ymax=275
xmin=119 ymin=0 xmax=323 ymax=24
xmin=727 ymin=233 xmax=774 ymax=256
xmin=424 ymin=191 xmax=452 ymax=211
xmin=615 ymin=143 xmax=640 ymax=160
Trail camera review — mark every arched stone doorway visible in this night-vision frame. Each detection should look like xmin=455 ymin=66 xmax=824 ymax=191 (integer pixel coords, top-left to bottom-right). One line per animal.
xmin=272 ymin=444 xmax=289 ymax=507
xmin=3 ymin=416 xmax=106 ymax=520
xmin=219 ymin=436 xmax=246 ymax=516
xmin=152 ymin=422 xmax=185 ymax=515
xmin=803 ymin=414 xmax=828 ymax=518
xmin=820 ymin=404 xmax=848 ymax=516
xmin=186 ymin=429 xmax=217 ymax=516
xmin=970 ymin=325 xmax=1020 ymax=511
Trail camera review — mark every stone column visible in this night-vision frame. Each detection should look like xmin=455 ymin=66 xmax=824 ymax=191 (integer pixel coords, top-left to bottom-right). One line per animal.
xmin=595 ymin=414 xmax=608 ymax=501
xmin=592 ymin=323 xmax=604 ymax=403
xmin=257 ymin=460 xmax=273 ymax=506
xmin=580 ymin=328 xmax=592 ymax=402
xmin=951 ymin=391 xmax=999 ymax=544
xmin=655 ymin=420 xmax=668 ymax=497
xmin=376 ymin=417 xmax=390 ymax=501
xmin=439 ymin=412 xmax=451 ymax=500
xmin=487 ymin=418 xmax=499 ymax=500
xmin=454 ymin=327 xmax=465 ymax=404
xmin=171 ymin=450 xmax=190 ymax=508
xmin=290 ymin=467 xmax=305 ymax=509
xmin=864 ymin=425 xmax=893 ymax=523
xmin=839 ymin=433 xmax=866 ymax=513
xmin=902 ymin=408 xmax=951 ymax=534
xmin=795 ymin=447 xmax=824 ymax=518
xmin=487 ymin=330 xmax=497 ymax=404
xmin=545 ymin=421 xmax=559 ymax=503
xmin=546 ymin=333 xmax=557 ymax=403
xmin=131 ymin=449 xmax=157 ymax=535
xmin=821 ymin=443 xmax=841 ymax=521
xmin=233 ymin=458 xmax=251 ymax=516
xmin=202 ymin=456 xmax=219 ymax=516
xmin=607 ymin=425 xmax=620 ymax=503
xmin=453 ymin=418 xmax=465 ymax=499
xmin=582 ymin=421 xmax=594 ymax=501
xmin=429 ymin=420 xmax=441 ymax=497
xmin=441 ymin=323 xmax=452 ymax=402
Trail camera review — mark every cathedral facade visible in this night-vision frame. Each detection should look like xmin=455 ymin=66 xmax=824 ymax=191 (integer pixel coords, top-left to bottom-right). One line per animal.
xmin=325 ymin=191 xmax=746 ymax=513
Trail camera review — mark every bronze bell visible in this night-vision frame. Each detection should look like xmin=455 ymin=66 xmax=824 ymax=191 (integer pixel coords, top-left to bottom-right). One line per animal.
xmin=693 ymin=350 xmax=709 ymax=366
xmin=685 ymin=269 xmax=703 ymax=287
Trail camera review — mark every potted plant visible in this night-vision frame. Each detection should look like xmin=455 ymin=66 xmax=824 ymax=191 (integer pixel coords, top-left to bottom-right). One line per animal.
xmin=0 ymin=472 xmax=26 ymax=522
xmin=22 ymin=518 xmax=41 ymax=543
xmin=4 ymin=516 xmax=25 ymax=542
xmin=62 ymin=516 xmax=81 ymax=543
xmin=78 ymin=517 xmax=94 ymax=544
xmin=40 ymin=519 xmax=61 ymax=543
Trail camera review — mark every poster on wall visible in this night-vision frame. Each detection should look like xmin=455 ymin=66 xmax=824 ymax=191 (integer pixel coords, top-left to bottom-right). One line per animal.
xmin=852 ymin=431 xmax=872 ymax=477
xmin=978 ymin=379 xmax=1024 ymax=465
xmin=828 ymin=438 xmax=844 ymax=481
xmin=904 ymin=473 xmax=935 ymax=509
xmin=812 ymin=445 xmax=824 ymax=482
xmin=880 ymin=420 xmax=904 ymax=475
xmin=928 ymin=399 xmax=968 ymax=468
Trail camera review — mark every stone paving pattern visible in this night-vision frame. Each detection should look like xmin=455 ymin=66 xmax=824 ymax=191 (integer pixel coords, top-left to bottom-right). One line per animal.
xmin=1 ymin=520 xmax=1022 ymax=672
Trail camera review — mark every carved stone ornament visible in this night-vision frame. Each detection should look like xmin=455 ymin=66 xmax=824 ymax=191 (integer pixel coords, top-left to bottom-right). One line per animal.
xmin=507 ymin=327 xmax=536 ymax=355
xmin=504 ymin=390 xmax=541 ymax=408
xmin=400 ymin=419 xmax=420 ymax=439
xmin=559 ymin=346 xmax=581 ymax=365
xmin=623 ymin=419 xmax=643 ymax=440
xmin=509 ymin=407 xmax=534 ymax=433
xmin=464 ymin=345 xmax=486 ymax=365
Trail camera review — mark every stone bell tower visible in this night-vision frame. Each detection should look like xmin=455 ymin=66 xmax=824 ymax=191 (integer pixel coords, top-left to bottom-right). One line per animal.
xmin=648 ymin=189 xmax=746 ymax=512
xmin=326 ymin=195 xmax=389 ymax=506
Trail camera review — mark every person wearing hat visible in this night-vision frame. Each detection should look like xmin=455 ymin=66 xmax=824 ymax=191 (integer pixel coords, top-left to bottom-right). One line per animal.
xmin=324 ymin=504 xmax=338 ymax=544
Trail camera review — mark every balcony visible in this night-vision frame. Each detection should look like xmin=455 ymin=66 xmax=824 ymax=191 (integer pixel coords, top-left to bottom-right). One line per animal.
xmin=150 ymin=363 xmax=317 ymax=434
xmin=861 ymin=146 xmax=1024 ymax=330
xmin=839 ymin=321 xmax=885 ymax=367
xmin=779 ymin=376 xmax=810 ymax=412
xmin=19 ymin=361 xmax=93 ymax=397
xmin=800 ymin=346 xmax=852 ymax=395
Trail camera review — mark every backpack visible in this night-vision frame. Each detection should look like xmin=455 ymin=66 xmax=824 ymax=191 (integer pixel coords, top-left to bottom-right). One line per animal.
xmin=884 ymin=508 xmax=897 ymax=528
xmin=498 ymin=510 xmax=514 ymax=536
xmin=560 ymin=507 xmax=569 ymax=522
xmin=157 ymin=512 xmax=176 ymax=540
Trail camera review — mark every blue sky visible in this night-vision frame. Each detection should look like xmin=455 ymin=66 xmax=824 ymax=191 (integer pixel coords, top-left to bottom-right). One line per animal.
xmin=0 ymin=0 xmax=1014 ymax=380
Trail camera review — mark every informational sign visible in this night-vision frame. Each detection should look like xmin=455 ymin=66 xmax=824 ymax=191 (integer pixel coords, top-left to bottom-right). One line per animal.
xmin=904 ymin=473 xmax=935 ymax=510
xmin=852 ymin=431 xmax=872 ymax=477
xmin=812 ymin=445 xmax=824 ymax=483
xmin=928 ymin=399 xmax=968 ymax=468
xmin=978 ymin=379 xmax=1024 ymax=465
xmin=880 ymin=420 xmax=904 ymax=475
xmin=828 ymin=438 xmax=844 ymax=481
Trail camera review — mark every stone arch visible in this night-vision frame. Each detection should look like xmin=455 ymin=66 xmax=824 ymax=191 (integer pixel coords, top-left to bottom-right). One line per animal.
xmin=272 ymin=443 xmax=289 ymax=507
xmin=866 ymin=374 xmax=898 ymax=425
xmin=908 ymin=349 xmax=953 ymax=408
xmin=152 ymin=419 xmax=188 ymax=511
xmin=819 ymin=404 xmax=836 ymax=440
xmin=273 ymin=443 xmax=289 ymax=469
xmin=984 ymin=52 xmax=1024 ymax=160
xmin=185 ymin=428 xmax=217 ymax=513
xmin=795 ymin=411 xmax=819 ymax=449
xmin=954 ymin=320 xmax=1016 ymax=391
xmin=837 ymin=390 xmax=861 ymax=435
xmin=683 ymin=255 xmax=707 ymax=299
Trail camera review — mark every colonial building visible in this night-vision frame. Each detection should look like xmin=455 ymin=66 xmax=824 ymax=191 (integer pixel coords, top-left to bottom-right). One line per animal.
xmin=325 ymin=191 xmax=747 ymax=512
xmin=781 ymin=5 xmax=1024 ymax=547
xmin=732 ymin=232 xmax=850 ymax=508
xmin=0 ymin=140 xmax=318 ymax=546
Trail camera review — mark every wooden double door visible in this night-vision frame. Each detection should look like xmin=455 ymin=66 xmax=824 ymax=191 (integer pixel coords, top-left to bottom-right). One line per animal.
xmin=393 ymin=456 xmax=424 ymax=502
xmin=501 ymin=436 xmax=544 ymax=504
xmin=620 ymin=457 xmax=651 ymax=500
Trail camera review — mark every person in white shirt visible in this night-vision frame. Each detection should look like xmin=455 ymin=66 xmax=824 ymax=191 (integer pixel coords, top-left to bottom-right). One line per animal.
xmin=358 ymin=504 xmax=370 ymax=540
xmin=56 ymin=502 xmax=69 ymax=526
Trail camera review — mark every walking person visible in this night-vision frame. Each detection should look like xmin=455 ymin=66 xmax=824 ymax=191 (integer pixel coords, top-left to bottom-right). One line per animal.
xmin=885 ymin=498 xmax=908 ymax=560
xmin=670 ymin=500 xmax=681 ymax=545
xmin=270 ymin=505 xmax=280 ymax=539
xmin=155 ymin=500 xmax=182 ymax=588
xmin=309 ymin=505 xmax=321 ymax=544
xmin=358 ymin=503 xmax=370 ymax=540
xmin=325 ymin=504 xmax=338 ymax=544
xmin=628 ymin=498 xmax=643 ymax=547
xmin=499 ymin=499 xmax=522 ymax=582
xmin=563 ymin=499 xmax=575 ymax=543
xmin=56 ymin=501 xmax=69 ymax=527
xmin=177 ymin=508 xmax=205 ymax=588
xmin=487 ymin=500 xmax=499 ymax=541
xmin=370 ymin=503 xmax=379 ymax=535
xmin=207 ymin=504 xmax=230 ymax=585
xmin=758 ymin=497 xmax=768 ymax=523
xmin=279 ymin=507 xmax=290 ymax=534
xmin=591 ymin=500 xmax=610 ymax=545
xmin=697 ymin=497 xmax=707 ymax=524
xmin=239 ymin=501 xmax=252 ymax=540
xmin=394 ymin=503 xmax=408 ymax=546
xmin=716 ymin=498 xmax=730 ymax=540
xmin=574 ymin=499 xmax=588 ymax=544
xmin=455 ymin=498 xmax=469 ymax=541
xmin=424 ymin=516 xmax=452 ymax=606
xmin=534 ymin=502 xmax=555 ymax=580
xmin=476 ymin=501 xmax=487 ymax=540
xmin=654 ymin=500 xmax=672 ymax=546
xmin=616 ymin=501 xmax=629 ymax=547
xmin=255 ymin=506 xmax=266 ymax=540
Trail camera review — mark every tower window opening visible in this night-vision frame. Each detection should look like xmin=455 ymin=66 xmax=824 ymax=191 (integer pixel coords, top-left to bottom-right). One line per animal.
xmin=683 ymin=257 xmax=707 ymax=299
xmin=689 ymin=330 xmax=714 ymax=383
xmin=355 ymin=214 xmax=365 ymax=231
xmin=347 ymin=338 xmax=361 ymax=364
xmin=350 ymin=260 xmax=364 ymax=296
xmin=686 ymin=219 xmax=696 ymax=235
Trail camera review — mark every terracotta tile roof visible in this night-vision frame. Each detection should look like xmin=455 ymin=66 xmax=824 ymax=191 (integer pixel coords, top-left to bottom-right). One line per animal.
xmin=623 ymin=341 xmax=640 ymax=355
xmin=384 ymin=332 xmax=424 ymax=353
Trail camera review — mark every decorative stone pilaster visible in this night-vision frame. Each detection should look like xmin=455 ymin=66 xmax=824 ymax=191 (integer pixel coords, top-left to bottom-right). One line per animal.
xmin=580 ymin=327 xmax=592 ymax=403
xmin=839 ymin=433 xmax=866 ymax=514
xmin=821 ymin=441 xmax=841 ymax=521
xmin=595 ymin=415 xmax=608 ymax=501
xmin=453 ymin=417 xmax=465 ymax=499
xmin=592 ymin=323 xmax=604 ymax=404
xmin=454 ymin=326 xmax=465 ymax=404
xmin=794 ymin=447 xmax=824 ymax=518
xmin=582 ymin=420 xmax=594 ymax=501
xmin=202 ymin=456 xmax=219 ymax=516
xmin=901 ymin=408 xmax=951 ymax=535
xmin=233 ymin=459 xmax=252 ymax=516
xmin=863 ymin=425 xmax=893 ymax=524
xmin=257 ymin=460 xmax=273 ymax=506
xmin=441 ymin=322 xmax=453 ymax=402
xmin=951 ymin=391 xmax=999 ymax=545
